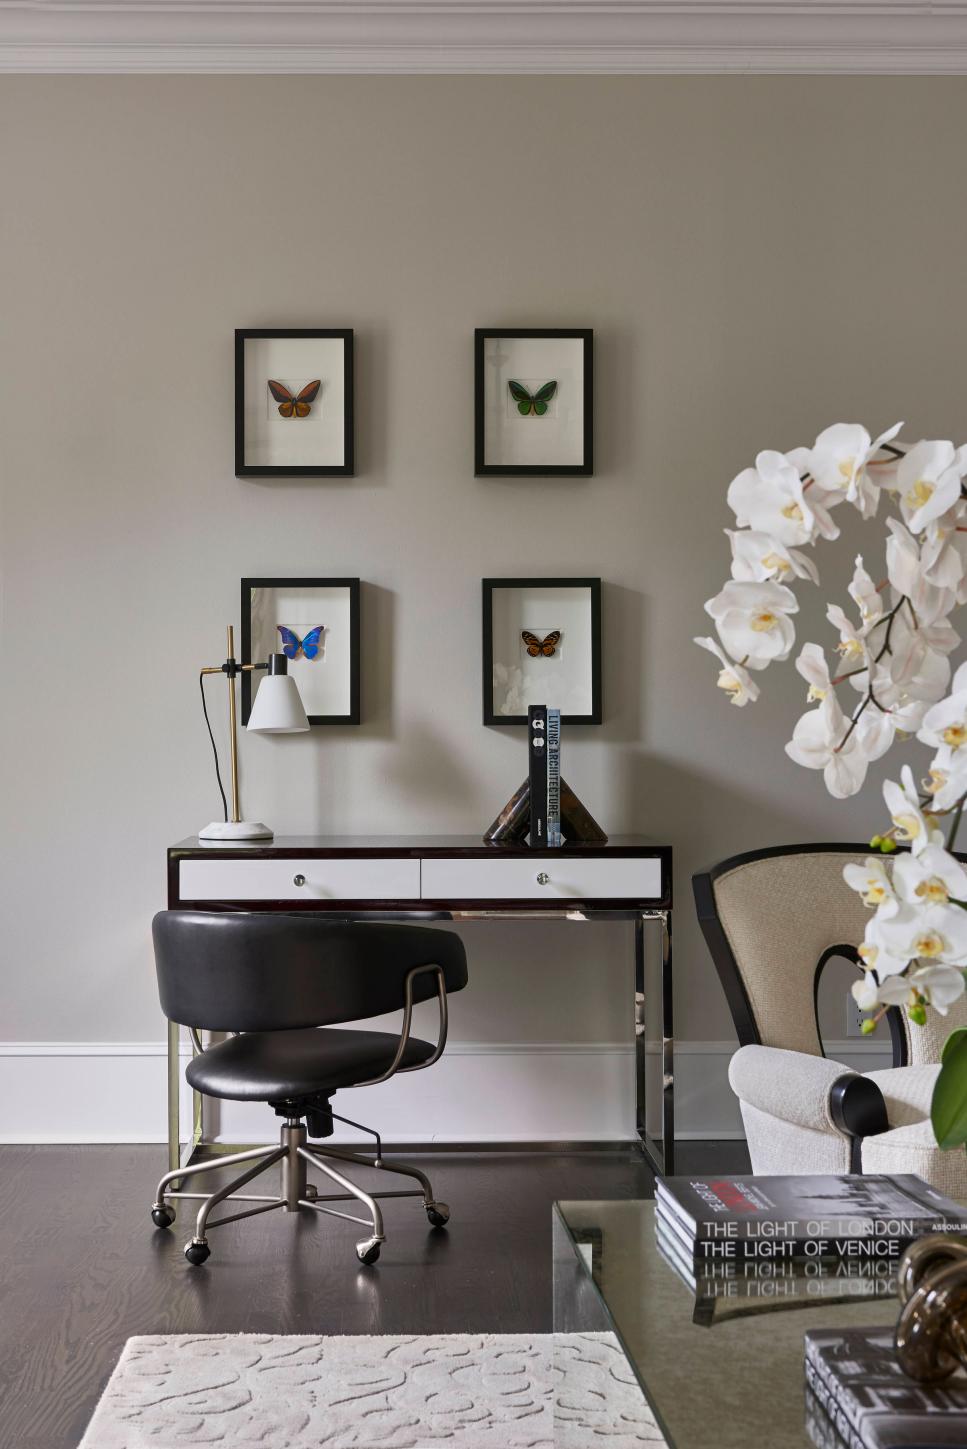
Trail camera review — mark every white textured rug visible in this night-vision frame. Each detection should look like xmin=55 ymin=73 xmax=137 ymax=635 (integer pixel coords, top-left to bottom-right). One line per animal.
xmin=79 ymin=1332 xmax=665 ymax=1447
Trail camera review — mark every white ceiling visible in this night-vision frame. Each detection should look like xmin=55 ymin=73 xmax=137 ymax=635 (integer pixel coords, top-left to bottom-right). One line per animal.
xmin=5 ymin=0 xmax=967 ymax=74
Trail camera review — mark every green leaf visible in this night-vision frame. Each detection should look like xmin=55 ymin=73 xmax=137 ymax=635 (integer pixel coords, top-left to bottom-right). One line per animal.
xmin=508 ymin=380 xmax=531 ymax=402
xmin=535 ymin=380 xmax=557 ymax=402
xmin=931 ymin=1032 xmax=967 ymax=1149
xmin=942 ymin=1027 xmax=967 ymax=1064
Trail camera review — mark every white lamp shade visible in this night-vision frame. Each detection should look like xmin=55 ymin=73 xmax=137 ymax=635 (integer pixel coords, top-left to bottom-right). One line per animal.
xmin=247 ymin=673 xmax=310 ymax=733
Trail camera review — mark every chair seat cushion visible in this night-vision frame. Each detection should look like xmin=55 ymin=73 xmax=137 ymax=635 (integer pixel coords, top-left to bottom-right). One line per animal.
xmin=859 ymin=1116 xmax=967 ymax=1202
xmin=185 ymin=1027 xmax=435 ymax=1101
xmin=863 ymin=1064 xmax=939 ymax=1128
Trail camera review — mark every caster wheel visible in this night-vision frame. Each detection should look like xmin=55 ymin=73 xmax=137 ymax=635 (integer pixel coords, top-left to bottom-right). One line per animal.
xmin=184 ymin=1240 xmax=210 ymax=1266
xmin=426 ymin=1203 xmax=450 ymax=1228
xmin=356 ymin=1237 xmax=381 ymax=1265
xmin=151 ymin=1205 xmax=175 ymax=1229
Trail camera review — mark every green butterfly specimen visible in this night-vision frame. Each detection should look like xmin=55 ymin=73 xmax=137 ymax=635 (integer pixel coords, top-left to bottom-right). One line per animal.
xmin=509 ymin=379 xmax=557 ymax=416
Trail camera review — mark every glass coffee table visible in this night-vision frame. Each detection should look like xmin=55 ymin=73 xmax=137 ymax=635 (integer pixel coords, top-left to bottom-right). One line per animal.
xmin=554 ymin=1199 xmax=895 ymax=1448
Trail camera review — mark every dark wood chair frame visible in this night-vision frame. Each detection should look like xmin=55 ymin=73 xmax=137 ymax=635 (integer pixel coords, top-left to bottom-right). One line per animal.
xmin=692 ymin=842 xmax=908 ymax=1170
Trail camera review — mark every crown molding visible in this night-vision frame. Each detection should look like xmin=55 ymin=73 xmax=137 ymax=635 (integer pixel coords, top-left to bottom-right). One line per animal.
xmin=7 ymin=0 xmax=967 ymax=73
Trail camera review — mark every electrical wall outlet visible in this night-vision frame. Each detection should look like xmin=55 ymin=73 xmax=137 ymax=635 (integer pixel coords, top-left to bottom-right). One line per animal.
xmin=846 ymin=990 xmax=869 ymax=1038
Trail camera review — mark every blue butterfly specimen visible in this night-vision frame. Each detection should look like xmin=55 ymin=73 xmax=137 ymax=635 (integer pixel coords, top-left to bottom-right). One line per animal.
xmin=277 ymin=624 xmax=325 ymax=660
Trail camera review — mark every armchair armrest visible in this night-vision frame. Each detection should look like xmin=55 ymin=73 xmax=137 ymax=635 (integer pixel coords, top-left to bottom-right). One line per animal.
xmin=729 ymin=1044 xmax=889 ymax=1138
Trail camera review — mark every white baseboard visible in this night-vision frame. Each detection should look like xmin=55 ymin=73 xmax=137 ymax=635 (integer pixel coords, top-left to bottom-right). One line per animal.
xmin=0 ymin=1039 xmax=893 ymax=1145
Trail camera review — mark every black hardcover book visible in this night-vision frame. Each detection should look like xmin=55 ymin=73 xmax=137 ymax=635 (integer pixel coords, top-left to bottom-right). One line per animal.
xmin=804 ymin=1327 xmax=967 ymax=1448
xmin=546 ymin=707 xmax=562 ymax=847
xmin=655 ymin=1174 xmax=967 ymax=1263
xmin=655 ymin=1210 xmax=898 ymax=1328
xmin=528 ymin=704 xmax=547 ymax=847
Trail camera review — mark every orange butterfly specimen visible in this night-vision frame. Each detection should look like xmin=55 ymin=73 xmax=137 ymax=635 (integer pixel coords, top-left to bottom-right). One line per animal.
xmin=268 ymin=379 xmax=321 ymax=418
xmin=521 ymin=630 xmax=561 ymax=657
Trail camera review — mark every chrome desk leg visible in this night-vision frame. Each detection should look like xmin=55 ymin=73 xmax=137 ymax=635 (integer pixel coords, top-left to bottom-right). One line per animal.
xmin=167 ymin=1022 xmax=204 ymax=1172
xmin=167 ymin=1020 xmax=180 ymax=1173
xmin=635 ymin=911 xmax=674 ymax=1175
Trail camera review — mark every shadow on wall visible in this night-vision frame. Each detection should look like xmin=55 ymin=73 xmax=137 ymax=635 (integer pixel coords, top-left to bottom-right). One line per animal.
xmin=598 ymin=581 xmax=644 ymax=747
xmin=359 ymin=581 xmax=396 ymax=739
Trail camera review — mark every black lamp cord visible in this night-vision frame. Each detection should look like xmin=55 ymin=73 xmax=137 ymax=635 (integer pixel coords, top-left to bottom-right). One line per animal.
xmin=199 ymin=671 xmax=228 ymax=823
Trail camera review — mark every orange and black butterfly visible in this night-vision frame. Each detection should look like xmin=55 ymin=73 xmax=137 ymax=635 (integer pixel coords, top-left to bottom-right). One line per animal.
xmin=268 ymin=379 xmax=321 ymax=418
xmin=522 ymin=630 xmax=561 ymax=658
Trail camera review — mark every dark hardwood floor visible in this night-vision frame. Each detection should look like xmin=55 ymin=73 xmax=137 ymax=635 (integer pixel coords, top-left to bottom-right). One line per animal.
xmin=0 ymin=1141 xmax=748 ymax=1448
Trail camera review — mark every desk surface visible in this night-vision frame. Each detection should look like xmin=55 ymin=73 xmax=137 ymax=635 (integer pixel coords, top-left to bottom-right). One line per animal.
xmin=170 ymin=834 xmax=666 ymax=855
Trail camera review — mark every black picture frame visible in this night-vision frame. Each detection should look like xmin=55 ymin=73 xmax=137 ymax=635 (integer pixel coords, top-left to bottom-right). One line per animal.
xmin=240 ymin=576 xmax=361 ymax=726
xmin=482 ymin=576 xmax=602 ymax=726
xmin=235 ymin=329 xmax=354 ymax=478
xmin=474 ymin=328 xmax=593 ymax=477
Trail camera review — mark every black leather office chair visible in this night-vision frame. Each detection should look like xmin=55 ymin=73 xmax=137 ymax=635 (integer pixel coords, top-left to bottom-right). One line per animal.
xmin=150 ymin=911 xmax=468 ymax=1267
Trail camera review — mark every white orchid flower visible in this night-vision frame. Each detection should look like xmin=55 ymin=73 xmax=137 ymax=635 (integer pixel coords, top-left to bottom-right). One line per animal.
xmin=896 ymin=440 xmax=967 ymax=534
xmin=843 ymin=857 xmax=900 ymax=916
xmin=922 ymin=747 xmax=967 ymax=811
xmin=693 ymin=636 xmax=760 ymax=707
xmin=885 ymin=519 xmax=956 ymax=626
xmin=919 ymin=672 xmax=967 ymax=754
xmin=855 ymin=706 xmax=896 ymax=763
xmin=858 ymin=915 xmax=912 ymax=977
xmin=704 ymin=580 xmax=798 ymax=669
xmin=783 ymin=445 xmax=843 ymax=541
xmin=877 ymin=963 xmax=967 ymax=1016
xmin=893 ymin=846 xmax=967 ymax=909
xmin=851 ymin=974 xmax=881 ymax=1011
xmin=861 ymin=628 xmax=951 ymax=736
xmin=726 ymin=529 xmax=819 ymax=585
xmin=920 ymin=501 xmax=967 ymax=594
xmin=888 ymin=611 xmax=956 ymax=685
xmin=727 ymin=451 xmax=818 ymax=548
xmin=827 ymin=603 xmax=870 ymax=669
xmin=848 ymin=556 xmax=885 ymax=625
xmin=807 ymin=422 xmax=903 ymax=519
xmin=883 ymin=766 xmax=943 ymax=854
xmin=794 ymin=642 xmax=835 ymax=703
xmin=785 ymin=693 xmax=869 ymax=798
xmin=875 ymin=898 xmax=967 ymax=971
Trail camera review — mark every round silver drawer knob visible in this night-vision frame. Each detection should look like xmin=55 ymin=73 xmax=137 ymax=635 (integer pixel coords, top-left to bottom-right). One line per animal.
xmin=536 ymin=872 xmax=551 ymax=886
xmin=293 ymin=874 xmax=306 ymax=887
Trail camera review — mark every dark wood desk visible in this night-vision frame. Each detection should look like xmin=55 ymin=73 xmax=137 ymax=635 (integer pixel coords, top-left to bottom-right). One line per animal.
xmin=166 ymin=835 xmax=673 ymax=1173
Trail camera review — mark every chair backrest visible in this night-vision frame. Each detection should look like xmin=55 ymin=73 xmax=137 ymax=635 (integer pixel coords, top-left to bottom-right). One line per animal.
xmin=152 ymin=912 xmax=468 ymax=1032
xmin=693 ymin=844 xmax=967 ymax=1067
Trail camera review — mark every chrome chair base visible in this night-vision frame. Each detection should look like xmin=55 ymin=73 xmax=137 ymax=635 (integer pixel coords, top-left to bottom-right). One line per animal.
xmin=150 ymin=1119 xmax=450 ymax=1266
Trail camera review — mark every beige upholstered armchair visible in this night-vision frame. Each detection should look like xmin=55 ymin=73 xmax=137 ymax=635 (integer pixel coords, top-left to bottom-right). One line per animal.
xmin=693 ymin=845 xmax=967 ymax=1199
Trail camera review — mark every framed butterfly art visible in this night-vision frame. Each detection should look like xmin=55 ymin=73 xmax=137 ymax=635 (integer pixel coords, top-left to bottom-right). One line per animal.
xmin=235 ymin=329 xmax=354 ymax=477
xmin=482 ymin=578 xmax=602 ymax=726
xmin=241 ymin=577 xmax=360 ymax=725
xmin=475 ymin=329 xmax=593 ymax=476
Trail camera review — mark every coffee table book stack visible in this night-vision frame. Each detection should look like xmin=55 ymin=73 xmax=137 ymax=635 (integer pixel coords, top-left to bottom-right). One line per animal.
xmin=805 ymin=1327 xmax=967 ymax=1449
xmin=655 ymin=1175 xmax=967 ymax=1269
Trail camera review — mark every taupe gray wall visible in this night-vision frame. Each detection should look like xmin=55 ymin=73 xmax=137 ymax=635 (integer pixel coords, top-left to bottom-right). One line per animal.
xmin=1 ymin=77 xmax=963 ymax=1079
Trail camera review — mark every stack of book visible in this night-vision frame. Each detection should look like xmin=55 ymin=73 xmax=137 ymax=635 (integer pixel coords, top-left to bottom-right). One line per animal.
xmin=805 ymin=1326 xmax=967 ymax=1448
xmin=655 ymin=1174 xmax=967 ymax=1326
xmin=528 ymin=704 xmax=562 ymax=847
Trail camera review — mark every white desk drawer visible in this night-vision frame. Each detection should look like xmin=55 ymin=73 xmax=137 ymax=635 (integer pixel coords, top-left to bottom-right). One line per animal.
xmin=179 ymin=858 xmax=421 ymax=902
xmin=420 ymin=855 xmax=662 ymax=902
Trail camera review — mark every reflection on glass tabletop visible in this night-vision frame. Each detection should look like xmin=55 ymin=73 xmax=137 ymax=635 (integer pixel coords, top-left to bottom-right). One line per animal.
xmin=553 ymin=1200 xmax=896 ymax=1449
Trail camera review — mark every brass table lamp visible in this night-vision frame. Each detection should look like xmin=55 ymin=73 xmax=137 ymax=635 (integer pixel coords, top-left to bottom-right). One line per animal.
xmin=199 ymin=625 xmax=309 ymax=841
